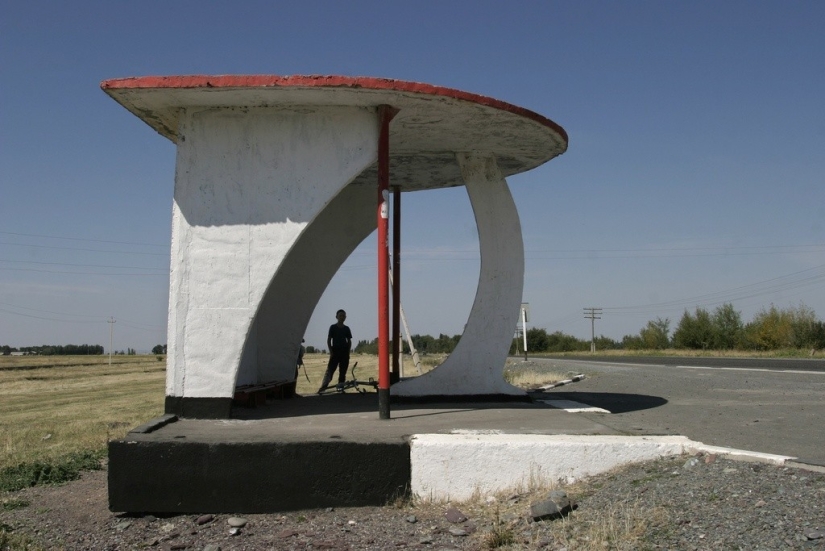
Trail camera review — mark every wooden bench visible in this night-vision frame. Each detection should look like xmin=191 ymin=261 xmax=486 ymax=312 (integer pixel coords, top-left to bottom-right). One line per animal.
xmin=233 ymin=380 xmax=293 ymax=407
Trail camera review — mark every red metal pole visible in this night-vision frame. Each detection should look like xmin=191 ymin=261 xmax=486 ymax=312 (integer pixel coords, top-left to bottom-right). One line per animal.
xmin=391 ymin=186 xmax=401 ymax=384
xmin=377 ymin=105 xmax=396 ymax=419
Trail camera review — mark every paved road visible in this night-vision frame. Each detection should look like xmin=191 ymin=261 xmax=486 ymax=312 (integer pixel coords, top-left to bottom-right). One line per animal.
xmin=526 ymin=356 xmax=825 ymax=466
xmin=556 ymin=354 xmax=825 ymax=372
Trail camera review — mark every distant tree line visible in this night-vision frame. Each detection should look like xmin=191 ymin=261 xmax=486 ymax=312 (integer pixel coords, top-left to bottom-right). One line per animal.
xmin=349 ymin=302 xmax=825 ymax=355
xmin=1 ymin=344 xmax=104 ymax=356
xmin=353 ymin=333 xmax=462 ymax=355
xmin=620 ymin=303 xmax=825 ymax=351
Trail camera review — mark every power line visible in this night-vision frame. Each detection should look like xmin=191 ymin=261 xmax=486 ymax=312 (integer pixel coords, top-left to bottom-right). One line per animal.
xmin=0 ymin=241 xmax=168 ymax=256
xmin=0 ymin=259 xmax=165 ymax=270
xmin=603 ymin=264 xmax=825 ymax=315
xmin=0 ymin=266 xmax=168 ymax=276
xmin=0 ymin=230 xmax=167 ymax=248
xmin=0 ymin=307 xmax=104 ymax=324
xmin=0 ymin=301 xmax=164 ymax=331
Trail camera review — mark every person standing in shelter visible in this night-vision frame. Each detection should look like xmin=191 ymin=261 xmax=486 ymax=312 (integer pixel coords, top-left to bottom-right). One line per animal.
xmin=297 ymin=339 xmax=305 ymax=372
xmin=318 ymin=309 xmax=352 ymax=393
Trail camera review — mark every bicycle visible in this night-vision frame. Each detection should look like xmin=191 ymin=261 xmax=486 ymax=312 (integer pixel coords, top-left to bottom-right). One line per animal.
xmin=317 ymin=362 xmax=378 ymax=395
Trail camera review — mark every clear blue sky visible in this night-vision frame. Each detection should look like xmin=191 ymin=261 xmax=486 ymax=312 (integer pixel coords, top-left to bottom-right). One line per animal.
xmin=2 ymin=1 xmax=823 ymax=352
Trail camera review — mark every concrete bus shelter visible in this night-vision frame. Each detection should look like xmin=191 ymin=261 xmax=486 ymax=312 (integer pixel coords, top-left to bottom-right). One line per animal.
xmin=103 ymin=75 xmax=568 ymax=419
xmin=103 ymin=75 xmax=569 ymax=512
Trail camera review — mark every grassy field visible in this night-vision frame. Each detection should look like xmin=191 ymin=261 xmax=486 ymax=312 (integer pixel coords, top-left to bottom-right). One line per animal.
xmin=0 ymin=352 xmax=571 ymax=472
xmin=0 ymin=355 xmax=166 ymax=471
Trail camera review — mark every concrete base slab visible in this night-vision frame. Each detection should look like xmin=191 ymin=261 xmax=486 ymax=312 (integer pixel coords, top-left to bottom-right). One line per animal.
xmin=108 ymin=393 xmax=797 ymax=513
xmin=109 ymin=439 xmax=409 ymax=513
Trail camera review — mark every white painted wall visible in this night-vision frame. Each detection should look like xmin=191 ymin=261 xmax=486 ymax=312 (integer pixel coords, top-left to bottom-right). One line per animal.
xmin=167 ymin=106 xmax=378 ymax=398
xmin=391 ymin=154 xmax=526 ymax=397
xmin=410 ymin=434 xmax=691 ymax=501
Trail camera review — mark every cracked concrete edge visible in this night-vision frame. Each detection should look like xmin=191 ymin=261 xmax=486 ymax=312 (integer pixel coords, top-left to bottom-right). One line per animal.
xmin=687 ymin=442 xmax=825 ymax=472
xmin=408 ymin=434 xmax=811 ymax=500
xmin=685 ymin=442 xmax=796 ymax=465
xmin=128 ymin=414 xmax=178 ymax=434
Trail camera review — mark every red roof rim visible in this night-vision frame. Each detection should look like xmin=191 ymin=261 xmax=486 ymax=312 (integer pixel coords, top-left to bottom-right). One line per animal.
xmin=100 ymin=74 xmax=568 ymax=143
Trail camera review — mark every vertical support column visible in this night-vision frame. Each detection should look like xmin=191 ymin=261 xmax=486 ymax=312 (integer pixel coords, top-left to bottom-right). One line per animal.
xmin=390 ymin=153 xmax=526 ymax=398
xmin=377 ymin=105 xmax=397 ymax=419
xmin=391 ymin=186 xmax=401 ymax=384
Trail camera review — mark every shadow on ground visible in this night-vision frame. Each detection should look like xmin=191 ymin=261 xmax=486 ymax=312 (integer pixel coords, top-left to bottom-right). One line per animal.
xmin=543 ymin=391 xmax=668 ymax=414
xmin=231 ymin=390 xmax=668 ymax=419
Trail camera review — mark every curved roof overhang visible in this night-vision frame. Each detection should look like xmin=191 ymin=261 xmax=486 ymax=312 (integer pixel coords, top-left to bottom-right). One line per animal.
xmin=102 ymin=75 xmax=568 ymax=191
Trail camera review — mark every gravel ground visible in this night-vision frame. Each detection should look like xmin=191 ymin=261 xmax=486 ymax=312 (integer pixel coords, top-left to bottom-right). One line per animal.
xmin=2 ymin=454 xmax=824 ymax=550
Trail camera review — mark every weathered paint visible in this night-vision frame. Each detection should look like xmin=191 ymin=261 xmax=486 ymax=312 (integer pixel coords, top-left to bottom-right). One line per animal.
xmin=101 ymin=75 xmax=568 ymax=192
xmin=167 ymin=106 xmax=378 ymax=399
xmin=101 ymin=75 xmax=569 ymax=415
xmin=410 ymin=434 xmax=691 ymax=501
xmin=391 ymin=153 xmax=526 ymax=397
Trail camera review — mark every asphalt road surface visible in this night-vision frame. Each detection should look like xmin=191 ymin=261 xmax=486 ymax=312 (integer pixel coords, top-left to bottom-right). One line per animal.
xmin=530 ymin=356 xmax=825 ymax=466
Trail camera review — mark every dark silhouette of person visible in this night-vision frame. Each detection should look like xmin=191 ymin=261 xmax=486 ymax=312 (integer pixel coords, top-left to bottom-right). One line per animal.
xmin=318 ymin=309 xmax=352 ymax=393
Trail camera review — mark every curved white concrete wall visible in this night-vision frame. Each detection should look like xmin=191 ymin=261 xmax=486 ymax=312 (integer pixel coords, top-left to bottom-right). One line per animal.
xmin=392 ymin=154 xmax=526 ymax=397
xmin=238 ymin=182 xmax=377 ymax=386
xmin=167 ymin=106 xmax=378 ymax=399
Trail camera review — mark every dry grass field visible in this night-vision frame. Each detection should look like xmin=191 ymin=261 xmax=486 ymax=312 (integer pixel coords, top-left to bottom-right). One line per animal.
xmin=1 ymin=352 xmax=567 ymax=471
xmin=0 ymin=355 xmax=166 ymax=470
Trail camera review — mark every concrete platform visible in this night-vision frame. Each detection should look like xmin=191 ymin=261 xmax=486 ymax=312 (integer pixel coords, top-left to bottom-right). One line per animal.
xmin=108 ymin=391 xmax=794 ymax=513
xmin=109 ymin=392 xmax=604 ymax=513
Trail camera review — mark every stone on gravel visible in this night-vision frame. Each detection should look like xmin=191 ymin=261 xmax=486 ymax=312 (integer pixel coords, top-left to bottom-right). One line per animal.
xmin=683 ymin=457 xmax=700 ymax=469
xmin=115 ymin=520 xmax=132 ymax=531
xmin=530 ymin=490 xmax=574 ymax=521
xmin=405 ymin=515 xmax=417 ymax=523
xmin=159 ymin=522 xmax=176 ymax=533
xmin=227 ymin=516 xmax=247 ymax=527
xmin=196 ymin=514 xmax=214 ymax=525
xmin=229 ymin=527 xmax=241 ymax=536
xmin=806 ymin=530 xmax=824 ymax=540
xmin=444 ymin=507 xmax=467 ymax=523
xmin=202 ymin=545 xmax=221 ymax=551
xmin=449 ymin=527 xmax=468 ymax=536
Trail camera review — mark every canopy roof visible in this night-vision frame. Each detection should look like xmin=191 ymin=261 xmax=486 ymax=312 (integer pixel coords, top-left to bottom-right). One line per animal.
xmin=102 ymin=75 xmax=568 ymax=190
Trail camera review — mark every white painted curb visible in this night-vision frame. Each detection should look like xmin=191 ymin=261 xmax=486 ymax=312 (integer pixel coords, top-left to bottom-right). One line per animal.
xmin=409 ymin=434 xmax=796 ymax=501
xmin=686 ymin=443 xmax=794 ymax=465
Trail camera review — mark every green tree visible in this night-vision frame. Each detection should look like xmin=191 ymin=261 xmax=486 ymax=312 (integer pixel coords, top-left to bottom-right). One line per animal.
xmin=545 ymin=331 xmax=589 ymax=352
xmin=621 ymin=334 xmax=644 ymax=350
xmin=788 ymin=303 xmax=821 ymax=348
xmin=526 ymin=328 xmax=550 ymax=352
xmin=639 ymin=317 xmax=670 ymax=349
xmin=594 ymin=335 xmax=620 ymax=350
xmin=672 ymin=308 xmax=714 ymax=349
xmin=711 ymin=303 xmax=743 ymax=349
xmin=742 ymin=304 xmax=793 ymax=350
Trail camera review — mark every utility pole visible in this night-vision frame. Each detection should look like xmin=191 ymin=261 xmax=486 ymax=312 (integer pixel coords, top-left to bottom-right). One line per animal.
xmin=108 ymin=316 xmax=116 ymax=366
xmin=583 ymin=307 xmax=601 ymax=353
